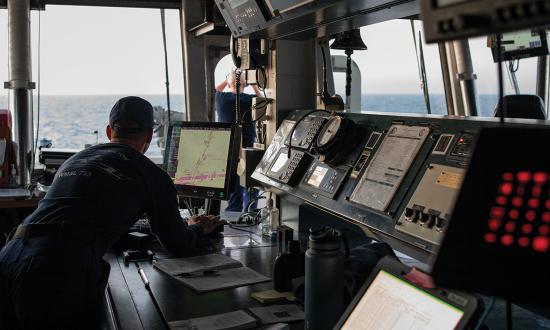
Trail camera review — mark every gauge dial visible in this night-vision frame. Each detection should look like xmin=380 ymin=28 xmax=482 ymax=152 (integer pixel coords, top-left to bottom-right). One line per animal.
xmin=316 ymin=116 xmax=342 ymax=147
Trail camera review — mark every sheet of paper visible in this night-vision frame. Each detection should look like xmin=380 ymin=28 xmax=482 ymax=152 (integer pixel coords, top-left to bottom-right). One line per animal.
xmin=350 ymin=125 xmax=430 ymax=211
xmin=177 ymin=266 xmax=271 ymax=293
xmin=169 ymin=310 xmax=257 ymax=330
xmin=153 ymin=253 xmax=242 ymax=275
xmin=248 ymin=304 xmax=304 ymax=324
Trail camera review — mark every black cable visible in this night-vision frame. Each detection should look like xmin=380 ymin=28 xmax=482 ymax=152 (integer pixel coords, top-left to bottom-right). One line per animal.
xmin=287 ymin=109 xmax=331 ymax=158
xmin=497 ymin=34 xmax=505 ymax=124
xmin=506 ymin=299 xmax=513 ymax=330
xmin=320 ymin=44 xmax=329 ymax=102
xmin=235 ymin=70 xmax=242 ymax=125
xmin=160 ymin=9 xmax=171 ymax=125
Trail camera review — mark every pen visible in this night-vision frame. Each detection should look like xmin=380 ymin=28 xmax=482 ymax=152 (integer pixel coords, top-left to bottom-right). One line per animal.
xmin=138 ymin=267 xmax=150 ymax=289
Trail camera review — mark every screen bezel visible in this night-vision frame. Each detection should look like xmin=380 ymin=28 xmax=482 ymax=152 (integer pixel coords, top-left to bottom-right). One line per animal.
xmin=164 ymin=121 xmax=241 ymax=200
xmin=334 ymin=256 xmax=479 ymax=330
xmin=491 ymin=30 xmax=549 ymax=62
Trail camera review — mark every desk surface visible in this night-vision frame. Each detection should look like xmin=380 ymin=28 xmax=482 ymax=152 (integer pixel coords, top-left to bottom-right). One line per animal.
xmin=106 ymin=226 xmax=300 ymax=330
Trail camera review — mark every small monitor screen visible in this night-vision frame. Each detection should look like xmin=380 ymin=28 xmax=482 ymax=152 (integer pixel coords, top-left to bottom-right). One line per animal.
xmin=307 ymin=165 xmax=328 ymax=188
xmin=165 ymin=122 xmax=239 ymax=200
xmin=491 ymin=29 xmax=549 ymax=62
xmin=341 ymin=270 xmax=464 ymax=330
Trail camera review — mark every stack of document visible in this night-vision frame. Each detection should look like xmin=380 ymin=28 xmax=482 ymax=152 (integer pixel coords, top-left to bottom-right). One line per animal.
xmin=153 ymin=253 xmax=270 ymax=293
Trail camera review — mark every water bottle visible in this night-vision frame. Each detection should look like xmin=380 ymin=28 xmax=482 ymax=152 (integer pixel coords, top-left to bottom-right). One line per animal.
xmin=305 ymin=226 xmax=346 ymax=330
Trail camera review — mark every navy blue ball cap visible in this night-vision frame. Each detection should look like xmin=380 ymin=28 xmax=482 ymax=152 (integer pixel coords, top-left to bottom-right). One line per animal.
xmin=109 ymin=96 xmax=154 ymax=133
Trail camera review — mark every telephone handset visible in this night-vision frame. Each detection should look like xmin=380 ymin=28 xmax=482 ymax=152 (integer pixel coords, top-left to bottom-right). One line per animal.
xmin=230 ymin=35 xmax=242 ymax=68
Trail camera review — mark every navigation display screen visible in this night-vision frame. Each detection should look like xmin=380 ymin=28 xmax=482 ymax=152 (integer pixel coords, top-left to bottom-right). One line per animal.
xmin=164 ymin=122 xmax=239 ymax=200
xmin=341 ymin=270 xmax=464 ymax=330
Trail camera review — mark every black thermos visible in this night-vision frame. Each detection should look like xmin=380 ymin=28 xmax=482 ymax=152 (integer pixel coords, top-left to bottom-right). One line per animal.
xmin=305 ymin=226 xmax=346 ymax=330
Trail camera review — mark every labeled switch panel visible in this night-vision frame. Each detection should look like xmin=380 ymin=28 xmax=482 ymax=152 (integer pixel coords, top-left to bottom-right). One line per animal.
xmin=266 ymin=148 xmax=313 ymax=186
xmin=286 ymin=116 xmax=327 ymax=151
xmin=396 ymin=164 xmax=465 ymax=245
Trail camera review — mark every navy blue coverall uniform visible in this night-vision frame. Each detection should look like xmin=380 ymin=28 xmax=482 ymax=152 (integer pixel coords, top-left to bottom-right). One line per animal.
xmin=0 ymin=143 xmax=204 ymax=329
xmin=215 ymin=91 xmax=257 ymax=211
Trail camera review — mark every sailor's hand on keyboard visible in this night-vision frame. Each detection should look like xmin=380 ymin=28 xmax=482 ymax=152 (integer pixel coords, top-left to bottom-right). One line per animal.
xmin=189 ymin=215 xmax=222 ymax=234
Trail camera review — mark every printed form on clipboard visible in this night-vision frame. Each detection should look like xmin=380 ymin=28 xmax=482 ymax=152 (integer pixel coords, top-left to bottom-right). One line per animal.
xmin=350 ymin=125 xmax=430 ymax=211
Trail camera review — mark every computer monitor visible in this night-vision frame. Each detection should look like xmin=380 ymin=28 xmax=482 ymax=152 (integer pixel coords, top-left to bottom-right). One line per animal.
xmin=164 ymin=122 xmax=241 ymax=200
xmin=491 ymin=29 xmax=549 ymax=62
xmin=335 ymin=257 xmax=479 ymax=330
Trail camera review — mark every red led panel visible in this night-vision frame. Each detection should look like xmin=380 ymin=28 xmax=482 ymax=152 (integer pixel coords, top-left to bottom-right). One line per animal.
xmin=488 ymin=219 xmax=501 ymax=231
xmin=502 ymin=172 xmax=514 ymax=181
xmin=543 ymin=212 xmax=550 ymax=223
xmin=533 ymin=236 xmax=550 ymax=253
xmin=495 ymin=196 xmax=507 ymax=205
xmin=517 ymin=171 xmax=532 ymax=183
xmin=499 ymin=182 xmax=514 ymax=196
xmin=522 ymin=223 xmax=533 ymax=234
xmin=484 ymin=233 xmax=497 ymax=243
xmin=525 ymin=210 xmax=537 ymax=222
xmin=491 ymin=207 xmax=506 ymax=219
xmin=512 ymin=197 xmax=523 ymax=208
xmin=501 ymin=235 xmax=514 ymax=246
xmin=539 ymin=225 xmax=550 ymax=236
xmin=528 ymin=198 xmax=540 ymax=209
xmin=533 ymin=172 xmax=548 ymax=184
xmin=505 ymin=222 xmax=516 ymax=233
xmin=518 ymin=237 xmax=530 ymax=247
xmin=508 ymin=209 xmax=519 ymax=220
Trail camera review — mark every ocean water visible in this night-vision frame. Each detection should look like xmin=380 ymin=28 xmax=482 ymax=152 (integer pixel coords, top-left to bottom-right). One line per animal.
xmin=0 ymin=93 xmax=498 ymax=157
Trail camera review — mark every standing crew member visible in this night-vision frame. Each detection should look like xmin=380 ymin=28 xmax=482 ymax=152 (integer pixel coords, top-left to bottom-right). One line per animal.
xmin=215 ymin=69 xmax=262 ymax=212
xmin=0 ymin=96 xmax=221 ymax=330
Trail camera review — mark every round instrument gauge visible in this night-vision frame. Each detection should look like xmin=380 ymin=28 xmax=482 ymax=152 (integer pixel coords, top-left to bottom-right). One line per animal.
xmin=316 ymin=116 xmax=342 ymax=147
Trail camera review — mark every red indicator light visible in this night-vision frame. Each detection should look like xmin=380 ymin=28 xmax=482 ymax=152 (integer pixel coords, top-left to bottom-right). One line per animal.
xmin=491 ymin=207 xmax=506 ymax=219
xmin=512 ymin=197 xmax=523 ymax=208
xmin=484 ymin=233 xmax=497 ymax=243
xmin=528 ymin=198 xmax=540 ymax=209
xmin=505 ymin=222 xmax=516 ymax=233
xmin=543 ymin=212 xmax=550 ymax=223
xmin=499 ymin=182 xmax=514 ymax=196
xmin=522 ymin=224 xmax=533 ymax=234
xmin=532 ymin=186 xmax=542 ymax=198
xmin=540 ymin=225 xmax=550 ymax=236
xmin=508 ymin=209 xmax=519 ymax=220
xmin=533 ymin=236 xmax=550 ymax=252
xmin=517 ymin=171 xmax=532 ymax=183
xmin=495 ymin=196 xmax=507 ymax=205
xmin=534 ymin=172 xmax=548 ymax=184
xmin=501 ymin=235 xmax=514 ymax=246
xmin=526 ymin=210 xmax=537 ymax=222
xmin=518 ymin=237 xmax=530 ymax=247
xmin=488 ymin=219 xmax=501 ymax=231
xmin=502 ymin=173 xmax=514 ymax=181
xmin=459 ymin=137 xmax=465 ymax=144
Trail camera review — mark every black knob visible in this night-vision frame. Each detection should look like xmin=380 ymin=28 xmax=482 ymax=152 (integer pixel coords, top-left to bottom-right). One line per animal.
xmin=435 ymin=217 xmax=445 ymax=232
xmin=411 ymin=210 xmax=421 ymax=223
xmin=419 ymin=213 xmax=430 ymax=225
xmin=427 ymin=215 xmax=437 ymax=228
xmin=404 ymin=208 xmax=414 ymax=220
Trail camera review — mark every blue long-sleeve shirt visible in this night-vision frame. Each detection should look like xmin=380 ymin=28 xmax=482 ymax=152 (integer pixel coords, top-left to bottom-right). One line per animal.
xmin=23 ymin=143 xmax=202 ymax=257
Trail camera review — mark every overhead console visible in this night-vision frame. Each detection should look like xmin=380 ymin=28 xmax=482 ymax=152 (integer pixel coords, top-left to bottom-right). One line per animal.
xmin=252 ymin=110 xmax=550 ymax=261
xmin=215 ymin=0 xmax=419 ymax=39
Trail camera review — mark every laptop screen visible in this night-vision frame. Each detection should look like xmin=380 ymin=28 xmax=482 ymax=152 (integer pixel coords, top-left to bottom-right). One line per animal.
xmin=341 ymin=270 xmax=464 ymax=330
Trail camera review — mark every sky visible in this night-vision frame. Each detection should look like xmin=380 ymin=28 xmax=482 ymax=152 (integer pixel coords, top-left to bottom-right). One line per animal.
xmin=0 ymin=6 xmax=542 ymax=97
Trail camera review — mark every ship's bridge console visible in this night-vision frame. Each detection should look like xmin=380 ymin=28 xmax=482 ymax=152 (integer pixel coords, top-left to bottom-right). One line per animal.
xmin=252 ymin=110 xmax=550 ymax=263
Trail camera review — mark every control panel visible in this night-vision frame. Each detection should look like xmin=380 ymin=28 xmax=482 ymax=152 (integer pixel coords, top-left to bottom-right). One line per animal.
xmin=421 ymin=0 xmax=550 ymax=43
xmin=251 ymin=110 xmax=549 ymax=260
xmin=215 ymin=0 xmax=272 ymax=36
xmin=265 ymin=148 xmax=313 ymax=186
xmin=286 ymin=115 xmax=327 ymax=151
xmin=396 ymin=164 xmax=465 ymax=245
